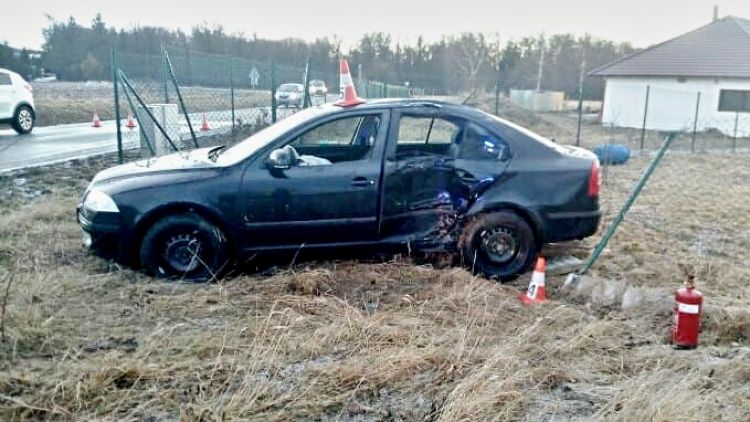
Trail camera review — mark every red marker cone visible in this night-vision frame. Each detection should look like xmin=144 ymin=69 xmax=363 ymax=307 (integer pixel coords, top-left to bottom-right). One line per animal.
xmin=519 ymin=257 xmax=548 ymax=305
xmin=200 ymin=114 xmax=210 ymax=131
xmin=334 ymin=59 xmax=365 ymax=107
xmin=92 ymin=112 xmax=102 ymax=128
xmin=126 ymin=111 xmax=137 ymax=129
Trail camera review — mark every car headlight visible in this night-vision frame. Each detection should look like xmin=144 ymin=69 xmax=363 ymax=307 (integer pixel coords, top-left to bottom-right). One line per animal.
xmin=84 ymin=189 xmax=119 ymax=213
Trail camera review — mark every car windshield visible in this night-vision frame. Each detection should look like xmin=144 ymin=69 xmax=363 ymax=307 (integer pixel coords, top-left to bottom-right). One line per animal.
xmin=311 ymin=81 xmax=324 ymax=86
xmin=279 ymin=84 xmax=300 ymax=92
xmin=215 ymin=106 xmax=333 ymax=166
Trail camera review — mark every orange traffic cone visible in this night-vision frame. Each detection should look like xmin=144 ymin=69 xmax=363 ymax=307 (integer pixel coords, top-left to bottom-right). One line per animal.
xmin=126 ymin=111 xmax=137 ymax=129
xmin=200 ymin=114 xmax=210 ymax=131
xmin=334 ymin=59 xmax=365 ymax=107
xmin=519 ymin=257 xmax=548 ymax=305
xmin=92 ymin=112 xmax=102 ymax=128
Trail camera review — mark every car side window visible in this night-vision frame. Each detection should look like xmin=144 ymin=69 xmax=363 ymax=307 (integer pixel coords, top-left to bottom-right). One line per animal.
xmin=286 ymin=114 xmax=380 ymax=165
xmin=456 ymin=122 xmax=509 ymax=160
xmin=0 ymin=73 xmax=11 ymax=85
xmin=395 ymin=115 xmax=461 ymax=158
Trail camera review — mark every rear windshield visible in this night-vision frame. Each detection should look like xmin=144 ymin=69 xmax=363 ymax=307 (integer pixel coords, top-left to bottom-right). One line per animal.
xmin=279 ymin=84 xmax=300 ymax=92
xmin=482 ymin=110 xmax=568 ymax=153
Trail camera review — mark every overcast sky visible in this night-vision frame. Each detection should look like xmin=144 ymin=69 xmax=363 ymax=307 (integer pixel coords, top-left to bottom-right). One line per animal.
xmin=2 ymin=0 xmax=749 ymax=50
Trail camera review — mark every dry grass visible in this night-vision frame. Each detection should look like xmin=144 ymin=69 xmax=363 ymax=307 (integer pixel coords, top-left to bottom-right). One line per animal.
xmin=31 ymin=82 xmax=270 ymax=127
xmin=1 ymin=123 xmax=749 ymax=420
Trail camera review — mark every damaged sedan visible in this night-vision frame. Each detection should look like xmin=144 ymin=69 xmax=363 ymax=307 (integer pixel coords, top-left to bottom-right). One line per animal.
xmin=77 ymin=99 xmax=601 ymax=281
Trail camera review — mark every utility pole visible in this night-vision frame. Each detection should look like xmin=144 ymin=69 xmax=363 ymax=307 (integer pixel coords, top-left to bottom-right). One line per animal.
xmin=536 ymin=35 xmax=545 ymax=92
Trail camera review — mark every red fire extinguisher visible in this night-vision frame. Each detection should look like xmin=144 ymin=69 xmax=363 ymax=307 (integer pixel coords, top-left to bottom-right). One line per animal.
xmin=672 ymin=273 xmax=703 ymax=349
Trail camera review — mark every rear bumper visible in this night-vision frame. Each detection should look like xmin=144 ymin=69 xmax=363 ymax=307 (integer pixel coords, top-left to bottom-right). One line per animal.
xmin=543 ymin=209 xmax=601 ymax=243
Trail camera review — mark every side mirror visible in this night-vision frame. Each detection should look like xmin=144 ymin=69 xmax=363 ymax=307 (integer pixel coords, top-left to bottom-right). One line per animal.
xmin=266 ymin=148 xmax=291 ymax=170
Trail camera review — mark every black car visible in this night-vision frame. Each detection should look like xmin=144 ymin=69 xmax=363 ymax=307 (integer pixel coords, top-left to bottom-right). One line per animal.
xmin=77 ymin=99 xmax=601 ymax=281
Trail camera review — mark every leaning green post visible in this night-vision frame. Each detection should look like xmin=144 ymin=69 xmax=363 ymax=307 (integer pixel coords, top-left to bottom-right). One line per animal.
xmin=111 ymin=49 xmax=123 ymax=164
xmin=565 ymin=133 xmax=677 ymax=288
xmin=161 ymin=44 xmax=169 ymax=104
xmin=302 ymin=57 xmax=311 ymax=108
xmin=230 ymin=57 xmax=235 ymax=132
xmin=164 ymin=51 xmax=198 ymax=148
xmin=271 ymin=62 xmax=277 ymax=123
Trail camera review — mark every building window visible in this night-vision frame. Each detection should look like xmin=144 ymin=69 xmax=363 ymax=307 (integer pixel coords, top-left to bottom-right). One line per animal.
xmin=718 ymin=90 xmax=750 ymax=112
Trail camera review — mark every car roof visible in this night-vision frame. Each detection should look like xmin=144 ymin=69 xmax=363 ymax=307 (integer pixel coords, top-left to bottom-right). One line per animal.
xmin=329 ymin=97 xmax=486 ymax=118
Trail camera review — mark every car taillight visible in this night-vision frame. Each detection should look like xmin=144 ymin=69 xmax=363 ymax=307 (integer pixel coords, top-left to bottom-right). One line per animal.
xmin=588 ymin=160 xmax=601 ymax=197
xmin=23 ymin=83 xmax=33 ymax=92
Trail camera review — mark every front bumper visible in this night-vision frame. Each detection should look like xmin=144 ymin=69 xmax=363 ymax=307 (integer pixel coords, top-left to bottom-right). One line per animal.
xmin=76 ymin=205 xmax=124 ymax=258
xmin=276 ymin=97 xmax=301 ymax=106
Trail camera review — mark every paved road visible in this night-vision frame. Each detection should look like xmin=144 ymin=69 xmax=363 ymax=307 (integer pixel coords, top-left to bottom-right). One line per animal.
xmin=0 ymin=107 xmax=291 ymax=173
xmin=0 ymin=120 xmax=136 ymax=172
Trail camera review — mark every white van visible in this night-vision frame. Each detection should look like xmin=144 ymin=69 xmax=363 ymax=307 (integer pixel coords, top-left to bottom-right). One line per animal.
xmin=0 ymin=68 xmax=35 ymax=134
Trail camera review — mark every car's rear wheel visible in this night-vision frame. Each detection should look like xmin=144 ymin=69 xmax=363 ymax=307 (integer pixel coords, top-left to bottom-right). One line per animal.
xmin=139 ymin=214 xmax=228 ymax=281
xmin=11 ymin=106 xmax=34 ymax=134
xmin=462 ymin=211 xmax=537 ymax=282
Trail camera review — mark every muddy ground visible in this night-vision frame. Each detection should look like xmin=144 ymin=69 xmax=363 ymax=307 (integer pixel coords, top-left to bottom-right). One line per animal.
xmin=0 ymin=103 xmax=749 ymax=420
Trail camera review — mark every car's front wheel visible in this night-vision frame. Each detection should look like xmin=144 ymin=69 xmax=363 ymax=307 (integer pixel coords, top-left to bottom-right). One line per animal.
xmin=11 ymin=105 xmax=34 ymax=134
xmin=462 ymin=211 xmax=537 ymax=282
xmin=139 ymin=214 xmax=229 ymax=281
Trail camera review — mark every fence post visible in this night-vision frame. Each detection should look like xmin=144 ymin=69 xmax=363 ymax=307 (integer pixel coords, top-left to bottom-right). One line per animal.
xmin=383 ymin=82 xmax=388 ymax=98
xmin=270 ymin=62 xmax=277 ymax=123
xmin=733 ymin=111 xmax=739 ymax=152
xmin=640 ymin=85 xmax=650 ymax=153
xmin=691 ymin=92 xmax=701 ymax=153
xmin=302 ymin=57 xmax=311 ymax=108
xmin=111 ymin=49 xmax=123 ymax=164
xmin=230 ymin=57 xmax=235 ymax=132
xmin=119 ymin=71 xmax=179 ymax=153
xmin=575 ymin=58 xmax=586 ymax=147
xmin=161 ymin=44 xmax=169 ymax=104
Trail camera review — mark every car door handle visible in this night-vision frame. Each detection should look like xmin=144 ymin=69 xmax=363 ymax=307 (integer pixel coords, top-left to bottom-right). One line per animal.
xmin=351 ymin=177 xmax=374 ymax=187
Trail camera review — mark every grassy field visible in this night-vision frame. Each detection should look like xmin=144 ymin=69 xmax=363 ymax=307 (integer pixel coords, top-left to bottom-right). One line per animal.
xmin=31 ymin=82 xmax=271 ymax=127
xmin=0 ymin=97 xmax=749 ymax=420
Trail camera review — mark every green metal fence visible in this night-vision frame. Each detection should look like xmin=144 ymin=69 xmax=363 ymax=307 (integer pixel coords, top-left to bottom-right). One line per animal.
xmin=112 ymin=47 xmax=424 ymax=162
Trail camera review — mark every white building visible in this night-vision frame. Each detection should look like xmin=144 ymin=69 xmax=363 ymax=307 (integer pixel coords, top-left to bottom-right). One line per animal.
xmin=590 ymin=16 xmax=750 ymax=137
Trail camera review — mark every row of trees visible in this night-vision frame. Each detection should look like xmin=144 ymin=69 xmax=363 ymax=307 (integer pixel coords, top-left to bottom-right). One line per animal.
xmin=21 ymin=15 xmax=636 ymax=99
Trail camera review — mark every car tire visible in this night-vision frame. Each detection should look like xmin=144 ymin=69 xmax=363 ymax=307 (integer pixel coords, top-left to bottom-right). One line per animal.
xmin=11 ymin=105 xmax=34 ymax=135
xmin=461 ymin=211 xmax=537 ymax=282
xmin=139 ymin=213 xmax=229 ymax=282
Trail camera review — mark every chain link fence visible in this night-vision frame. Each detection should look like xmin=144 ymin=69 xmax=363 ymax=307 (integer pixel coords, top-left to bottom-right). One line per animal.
xmin=597 ymin=83 xmax=750 ymax=153
xmin=112 ymin=47 xmax=424 ymax=162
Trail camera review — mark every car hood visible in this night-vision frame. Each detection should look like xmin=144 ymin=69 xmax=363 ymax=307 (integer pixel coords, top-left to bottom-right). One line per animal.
xmin=91 ymin=147 xmax=218 ymax=184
